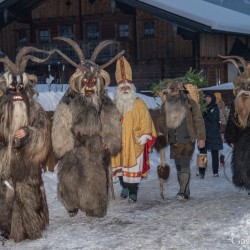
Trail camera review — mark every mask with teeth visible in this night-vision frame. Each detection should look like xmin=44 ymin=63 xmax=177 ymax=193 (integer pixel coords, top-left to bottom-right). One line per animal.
xmin=0 ymin=46 xmax=55 ymax=138
xmin=54 ymin=37 xmax=124 ymax=97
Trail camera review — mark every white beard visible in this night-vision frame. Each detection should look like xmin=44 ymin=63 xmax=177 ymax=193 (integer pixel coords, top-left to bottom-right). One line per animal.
xmin=4 ymin=101 xmax=28 ymax=168
xmin=165 ymin=94 xmax=188 ymax=129
xmin=115 ymin=83 xmax=137 ymax=114
xmin=83 ymin=93 xmax=101 ymax=112
xmin=11 ymin=101 xmax=28 ymax=133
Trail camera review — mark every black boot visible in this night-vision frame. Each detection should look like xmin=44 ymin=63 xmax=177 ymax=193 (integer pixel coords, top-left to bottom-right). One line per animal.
xmin=127 ymin=183 xmax=139 ymax=203
xmin=68 ymin=208 xmax=79 ymax=217
xmin=118 ymin=176 xmax=128 ymax=199
xmin=199 ymin=167 xmax=206 ymax=179
xmin=220 ymin=154 xmax=225 ymax=166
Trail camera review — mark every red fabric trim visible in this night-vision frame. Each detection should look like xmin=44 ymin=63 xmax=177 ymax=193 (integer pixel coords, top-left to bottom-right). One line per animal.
xmin=142 ymin=135 xmax=156 ymax=176
xmin=123 ymin=171 xmax=141 ymax=178
xmin=120 ymin=57 xmax=126 ymax=82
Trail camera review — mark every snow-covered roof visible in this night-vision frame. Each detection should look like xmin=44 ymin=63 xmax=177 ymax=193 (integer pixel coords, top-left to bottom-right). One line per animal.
xmin=202 ymin=82 xmax=234 ymax=91
xmin=130 ymin=0 xmax=250 ymax=35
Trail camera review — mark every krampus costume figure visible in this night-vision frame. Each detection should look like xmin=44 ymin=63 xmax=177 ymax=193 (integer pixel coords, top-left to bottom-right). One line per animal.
xmin=153 ymin=81 xmax=206 ymax=200
xmin=0 ymin=48 xmax=54 ymax=242
xmin=52 ymin=37 xmax=123 ymax=217
xmin=219 ymin=55 xmax=250 ymax=190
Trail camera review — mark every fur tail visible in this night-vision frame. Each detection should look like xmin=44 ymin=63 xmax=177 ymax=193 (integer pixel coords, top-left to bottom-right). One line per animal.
xmin=154 ymin=135 xmax=167 ymax=152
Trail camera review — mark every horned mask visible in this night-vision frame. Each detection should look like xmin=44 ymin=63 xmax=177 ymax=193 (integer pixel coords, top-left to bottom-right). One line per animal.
xmin=0 ymin=47 xmax=55 ymax=148
xmin=0 ymin=47 xmax=55 ymax=97
xmin=53 ymin=37 xmax=125 ymax=95
xmin=218 ymin=54 xmax=250 ymax=96
xmin=219 ymin=54 xmax=250 ymax=128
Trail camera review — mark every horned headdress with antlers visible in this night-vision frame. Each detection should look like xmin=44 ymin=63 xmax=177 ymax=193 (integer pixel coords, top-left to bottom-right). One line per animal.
xmin=0 ymin=47 xmax=55 ymax=96
xmin=219 ymin=54 xmax=250 ymax=129
xmin=53 ymin=37 xmax=124 ymax=95
xmin=218 ymin=54 xmax=250 ymax=96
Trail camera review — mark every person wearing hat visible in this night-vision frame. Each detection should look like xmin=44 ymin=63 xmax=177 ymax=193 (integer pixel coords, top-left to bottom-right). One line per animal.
xmin=154 ymin=81 xmax=206 ymax=201
xmin=198 ymin=92 xmax=223 ymax=178
xmin=111 ymin=56 xmax=157 ymax=203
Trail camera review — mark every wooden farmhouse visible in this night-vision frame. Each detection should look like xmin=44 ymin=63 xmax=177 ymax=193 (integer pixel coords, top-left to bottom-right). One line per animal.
xmin=0 ymin=0 xmax=249 ymax=103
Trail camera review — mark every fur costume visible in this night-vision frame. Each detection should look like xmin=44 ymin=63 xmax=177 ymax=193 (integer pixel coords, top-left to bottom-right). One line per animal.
xmin=219 ymin=55 xmax=250 ymax=190
xmin=0 ymin=47 xmax=54 ymax=242
xmin=225 ymin=100 xmax=250 ymax=189
xmin=52 ymin=37 xmax=123 ymax=217
xmin=153 ymin=83 xmax=205 ymax=200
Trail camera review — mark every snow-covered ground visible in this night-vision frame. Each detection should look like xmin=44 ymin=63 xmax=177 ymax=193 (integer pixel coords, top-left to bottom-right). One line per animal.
xmin=2 ymin=87 xmax=250 ymax=250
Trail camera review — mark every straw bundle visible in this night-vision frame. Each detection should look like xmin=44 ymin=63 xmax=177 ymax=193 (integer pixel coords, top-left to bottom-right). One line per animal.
xmin=184 ymin=83 xmax=200 ymax=103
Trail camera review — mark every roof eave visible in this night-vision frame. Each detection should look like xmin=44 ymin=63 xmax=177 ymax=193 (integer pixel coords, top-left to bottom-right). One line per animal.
xmin=116 ymin=0 xmax=250 ymax=36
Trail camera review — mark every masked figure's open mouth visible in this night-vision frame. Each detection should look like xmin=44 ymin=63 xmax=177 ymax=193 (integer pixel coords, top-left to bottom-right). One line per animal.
xmin=84 ymin=86 xmax=95 ymax=96
xmin=85 ymin=90 xmax=95 ymax=95
xmin=13 ymin=95 xmax=24 ymax=103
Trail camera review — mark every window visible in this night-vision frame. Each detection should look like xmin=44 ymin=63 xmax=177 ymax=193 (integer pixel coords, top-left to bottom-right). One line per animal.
xmin=87 ymin=22 xmax=99 ymax=40
xmin=18 ymin=30 xmax=27 ymax=43
xmin=60 ymin=25 xmax=74 ymax=39
xmin=119 ymin=24 xmax=129 ymax=38
xmin=144 ymin=21 xmax=155 ymax=37
xmin=39 ymin=30 xmax=49 ymax=43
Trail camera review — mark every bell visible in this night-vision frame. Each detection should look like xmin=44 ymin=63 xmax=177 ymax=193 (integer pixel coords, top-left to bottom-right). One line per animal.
xmin=197 ymin=153 xmax=208 ymax=168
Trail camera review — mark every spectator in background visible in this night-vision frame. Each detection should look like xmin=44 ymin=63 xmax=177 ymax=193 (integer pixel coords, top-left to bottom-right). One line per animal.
xmin=199 ymin=93 xmax=223 ymax=178
xmin=214 ymin=92 xmax=229 ymax=166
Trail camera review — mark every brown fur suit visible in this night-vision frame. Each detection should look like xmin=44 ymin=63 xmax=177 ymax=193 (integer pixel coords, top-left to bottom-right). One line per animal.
xmin=219 ymin=54 xmax=250 ymax=190
xmin=0 ymin=48 xmax=54 ymax=242
xmin=52 ymin=37 xmax=123 ymax=218
xmin=0 ymin=101 xmax=51 ymax=242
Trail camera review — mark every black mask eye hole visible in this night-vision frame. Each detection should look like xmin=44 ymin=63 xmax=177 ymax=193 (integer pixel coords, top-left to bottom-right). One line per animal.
xmin=18 ymin=84 xmax=24 ymax=91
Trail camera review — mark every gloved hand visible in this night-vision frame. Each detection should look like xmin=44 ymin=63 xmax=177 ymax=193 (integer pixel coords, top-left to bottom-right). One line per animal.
xmin=138 ymin=134 xmax=152 ymax=145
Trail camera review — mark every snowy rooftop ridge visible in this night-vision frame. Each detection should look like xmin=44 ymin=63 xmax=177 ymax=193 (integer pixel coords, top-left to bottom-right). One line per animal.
xmin=139 ymin=0 xmax=250 ymax=34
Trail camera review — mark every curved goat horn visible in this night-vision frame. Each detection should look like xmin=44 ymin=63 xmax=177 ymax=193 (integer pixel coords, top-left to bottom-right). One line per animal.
xmin=219 ymin=57 xmax=242 ymax=75
xmin=90 ymin=40 xmax=116 ymax=63
xmin=218 ymin=54 xmax=248 ymax=71
xmin=19 ymin=50 xmax=56 ymax=74
xmin=100 ymin=69 xmax=110 ymax=88
xmin=16 ymin=47 xmax=50 ymax=71
xmin=90 ymin=40 xmax=125 ymax=69
xmin=0 ymin=56 xmax=18 ymax=75
xmin=100 ymin=50 xmax=125 ymax=70
xmin=54 ymin=36 xmax=85 ymax=63
xmin=54 ymin=49 xmax=84 ymax=71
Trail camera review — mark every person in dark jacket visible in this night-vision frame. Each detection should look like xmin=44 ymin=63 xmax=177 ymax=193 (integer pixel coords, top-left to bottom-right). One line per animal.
xmin=199 ymin=92 xmax=223 ymax=178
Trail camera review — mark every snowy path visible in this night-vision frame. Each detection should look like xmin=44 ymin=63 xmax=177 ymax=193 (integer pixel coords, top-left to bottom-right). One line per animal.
xmin=2 ymin=145 xmax=250 ymax=250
